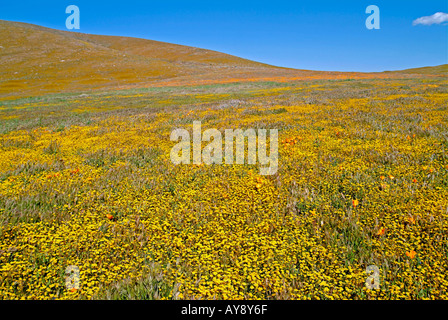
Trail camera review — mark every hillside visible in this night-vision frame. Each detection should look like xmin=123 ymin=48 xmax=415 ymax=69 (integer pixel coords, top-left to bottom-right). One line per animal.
xmin=1 ymin=20 xmax=448 ymax=302
xmin=0 ymin=20 xmax=443 ymax=99
xmin=0 ymin=20 xmax=300 ymax=98
xmin=390 ymin=64 xmax=448 ymax=75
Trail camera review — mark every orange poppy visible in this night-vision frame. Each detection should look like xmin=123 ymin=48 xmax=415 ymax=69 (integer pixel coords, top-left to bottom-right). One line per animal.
xmin=352 ymin=199 xmax=359 ymax=207
xmin=406 ymin=250 xmax=416 ymax=259
xmin=106 ymin=214 xmax=114 ymax=220
xmin=376 ymin=227 xmax=385 ymax=236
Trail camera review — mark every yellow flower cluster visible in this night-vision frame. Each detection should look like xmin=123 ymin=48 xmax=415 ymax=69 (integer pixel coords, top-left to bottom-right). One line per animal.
xmin=0 ymin=78 xmax=447 ymax=299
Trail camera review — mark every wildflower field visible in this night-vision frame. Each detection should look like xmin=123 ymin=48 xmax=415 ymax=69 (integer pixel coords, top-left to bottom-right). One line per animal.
xmin=0 ymin=76 xmax=447 ymax=299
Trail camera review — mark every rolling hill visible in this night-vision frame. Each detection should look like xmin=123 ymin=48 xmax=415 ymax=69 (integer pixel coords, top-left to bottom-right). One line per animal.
xmin=0 ymin=20 xmax=295 ymax=98
xmin=0 ymin=20 xmax=445 ymax=99
xmin=390 ymin=64 xmax=448 ymax=75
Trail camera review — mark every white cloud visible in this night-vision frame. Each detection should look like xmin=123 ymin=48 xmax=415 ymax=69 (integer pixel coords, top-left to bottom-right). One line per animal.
xmin=413 ymin=12 xmax=448 ymax=26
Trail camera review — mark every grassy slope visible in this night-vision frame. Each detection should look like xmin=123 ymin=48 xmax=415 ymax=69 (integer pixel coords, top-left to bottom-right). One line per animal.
xmin=0 ymin=78 xmax=447 ymax=299
xmin=0 ymin=20 xmax=302 ymax=99
xmin=1 ymin=20 xmax=432 ymax=100
xmin=387 ymin=64 xmax=448 ymax=75
xmin=1 ymin=20 xmax=447 ymax=301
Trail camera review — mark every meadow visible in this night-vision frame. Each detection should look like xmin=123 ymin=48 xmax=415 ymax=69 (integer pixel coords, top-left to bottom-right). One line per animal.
xmin=0 ymin=76 xmax=447 ymax=299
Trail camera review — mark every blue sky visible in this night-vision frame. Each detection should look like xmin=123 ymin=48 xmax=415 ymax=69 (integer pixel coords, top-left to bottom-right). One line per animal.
xmin=1 ymin=0 xmax=447 ymax=72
